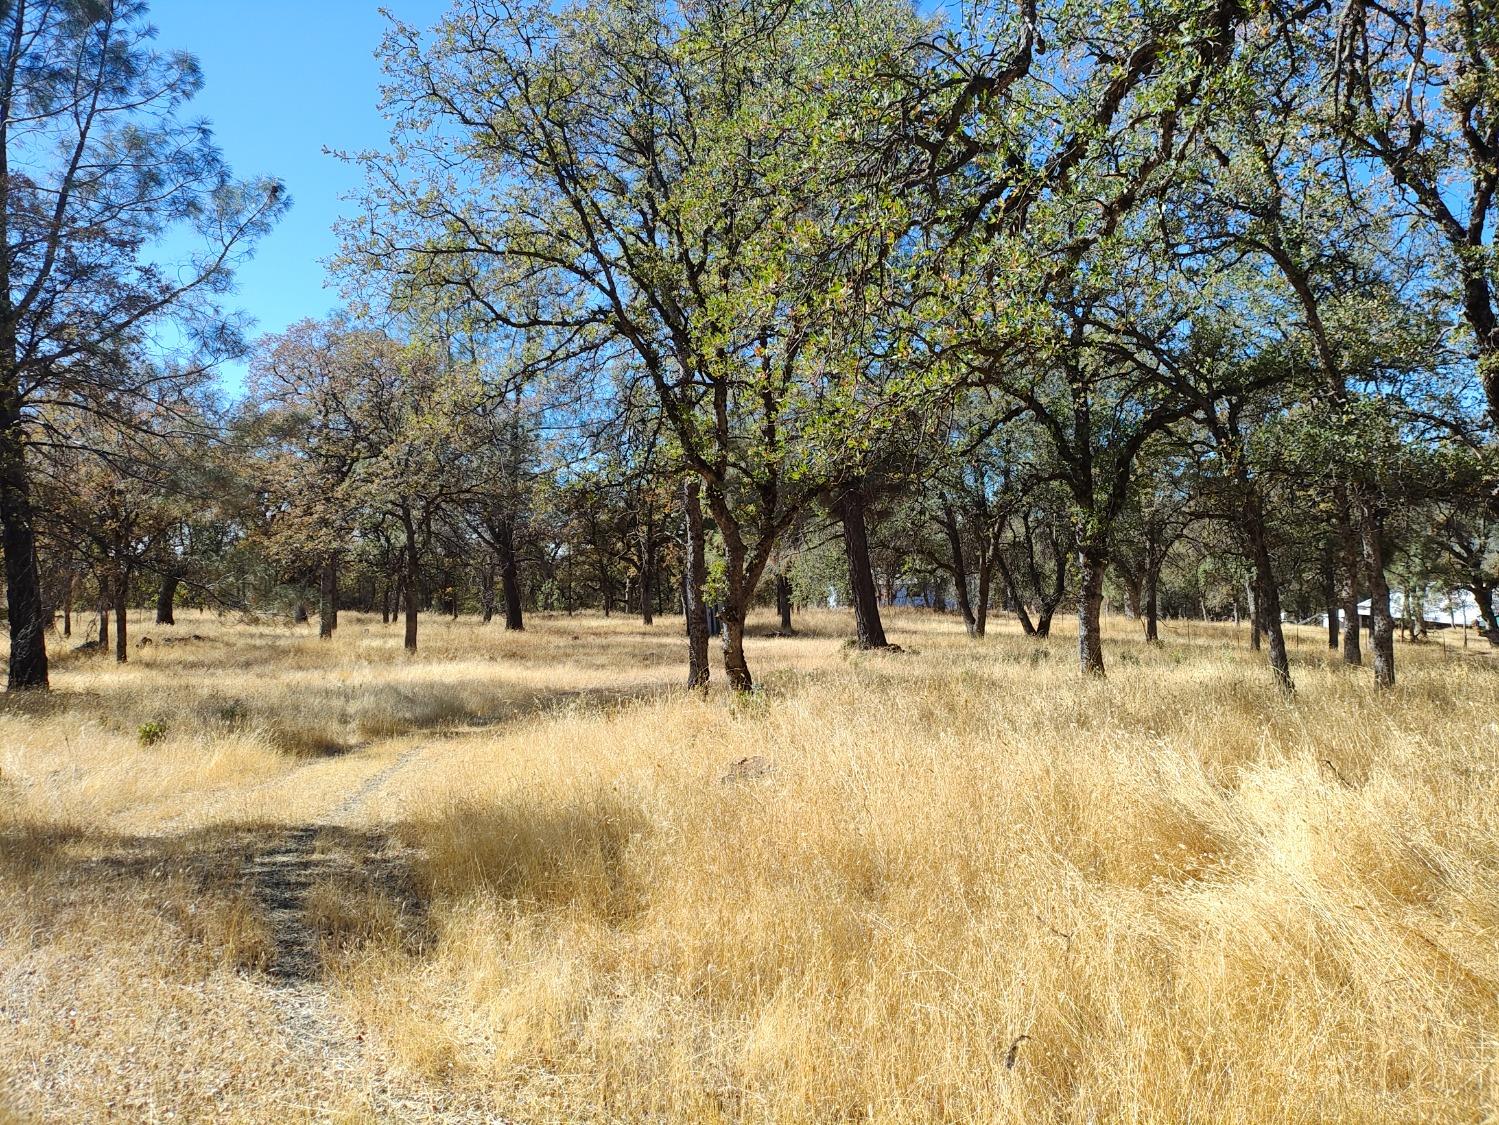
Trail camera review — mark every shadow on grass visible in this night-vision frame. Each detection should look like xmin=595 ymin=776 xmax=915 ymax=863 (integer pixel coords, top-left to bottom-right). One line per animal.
xmin=0 ymin=821 xmax=430 ymax=983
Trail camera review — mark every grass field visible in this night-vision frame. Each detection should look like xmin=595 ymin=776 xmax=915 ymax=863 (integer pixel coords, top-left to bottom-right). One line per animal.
xmin=1 ymin=607 xmax=1496 ymax=1123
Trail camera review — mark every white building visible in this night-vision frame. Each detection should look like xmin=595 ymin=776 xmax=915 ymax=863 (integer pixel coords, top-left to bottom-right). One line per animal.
xmin=1352 ymin=589 xmax=1485 ymax=630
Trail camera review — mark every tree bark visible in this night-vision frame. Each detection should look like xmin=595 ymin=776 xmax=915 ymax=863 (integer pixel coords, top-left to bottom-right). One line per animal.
xmin=62 ymin=572 xmax=72 ymax=638
xmin=480 ymin=564 xmax=496 ymax=624
xmin=318 ymin=553 xmax=338 ymax=639
xmin=837 ymin=482 xmax=888 ymax=649
xmin=1323 ymin=558 xmax=1339 ymax=650
xmin=1120 ymin=570 xmax=1142 ymax=620
xmin=156 ymin=573 xmax=178 ymax=625
xmin=1077 ymin=544 xmax=1107 ymax=675
xmin=1360 ymin=499 xmax=1395 ymax=688
xmin=939 ymin=508 xmax=978 ymax=636
xmin=1247 ymin=577 xmax=1262 ymax=652
xmin=776 ymin=572 xmax=794 ymax=634
xmin=639 ymin=514 xmax=656 ymax=626
xmin=974 ymin=555 xmax=993 ymax=637
xmin=1469 ymin=584 xmax=1499 ymax=646
xmin=0 ymin=413 xmax=48 ymax=688
xmin=401 ymin=507 xmax=419 ymax=653
xmin=682 ymin=478 xmax=710 ymax=688
xmin=1244 ymin=495 xmax=1292 ymax=691
xmin=994 ymin=554 xmax=1033 ymax=636
xmin=1337 ymin=491 xmax=1362 ymax=666
xmin=493 ymin=522 xmax=524 ymax=631
xmin=720 ymin=608 xmax=752 ymax=692
xmin=113 ymin=571 xmax=128 ymax=663
xmin=1143 ymin=560 xmax=1160 ymax=643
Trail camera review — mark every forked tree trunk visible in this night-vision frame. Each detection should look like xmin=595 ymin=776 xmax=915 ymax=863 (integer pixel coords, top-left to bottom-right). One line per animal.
xmin=318 ymin=553 xmax=338 ymax=639
xmin=1034 ymin=603 xmax=1057 ymax=638
xmin=0 ymin=410 xmax=48 ymax=689
xmin=682 ymin=478 xmax=710 ymax=688
xmin=994 ymin=555 xmax=1034 ymax=637
xmin=1077 ymin=544 xmax=1107 ymax=676
xmin=156 ymin=573 xmax=178 ymax=625
xmin=1360 ymin=500 xmax=1395 ymax=688
xmin=720 ymin=608 xmax=752 ymax=692
xmin=837 ymin=483 xmax=888 ymax=649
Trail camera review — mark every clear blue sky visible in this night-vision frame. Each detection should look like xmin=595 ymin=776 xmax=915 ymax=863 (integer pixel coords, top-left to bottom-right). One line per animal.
xmin=147 ymin=1 xmax=445 ymax=390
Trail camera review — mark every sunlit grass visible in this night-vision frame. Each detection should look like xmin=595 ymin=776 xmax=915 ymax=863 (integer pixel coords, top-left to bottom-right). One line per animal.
xmin=2 ymin=606 xmax=1496 ymax=1122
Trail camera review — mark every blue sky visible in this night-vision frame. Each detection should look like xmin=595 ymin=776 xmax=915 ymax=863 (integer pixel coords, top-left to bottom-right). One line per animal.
xmin=147 ymin=1 xmax=446 ymax=390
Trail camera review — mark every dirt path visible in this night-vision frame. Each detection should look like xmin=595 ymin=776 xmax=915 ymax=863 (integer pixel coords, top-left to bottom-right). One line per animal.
xmin=323 ymin=745 xmax=425 ymax=826
xmin=220 ymin=743 xmax=500 ymax=1120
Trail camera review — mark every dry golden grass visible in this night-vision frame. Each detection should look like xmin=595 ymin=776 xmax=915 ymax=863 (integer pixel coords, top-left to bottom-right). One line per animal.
xmin=2 ymin=606 xmax=1497 ymax=1122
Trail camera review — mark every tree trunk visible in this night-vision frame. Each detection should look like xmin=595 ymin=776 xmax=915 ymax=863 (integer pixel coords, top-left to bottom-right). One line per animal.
xmin=639 ymin=516 xmax=656 ymax=626
xmin=994 ymin=554 xmax=1033 ymax=636
xmin=0 ymin=415 xmax=48 ymax=689
xmin=1143 ymin=561 xmax=1160 ymax=643
xmin=682 ymin=479 xmax=710 ymax=688
xmin=318 ymin=553 xmax=338 ymax=639
xmin=1323 ymin=558 xmax=1339 ymax=650
xmin=1077 ymin=544 xmax=1107 ymax=675
xmin=98 ymin=598 xmax=109 ymax=651
xmin=1244 ymin=496 xmax=1292 ymax=691
xmin=1247 ymin=577 xmax=1262 ymax=652
xmin=492 ymin=524 xmax=523 ymax=632
xmin=401 ymin=509 xmax=419 ymax=653
xmin=720 ymin=608 xmax=752 ymax=692
xmin=480 ymin=564 xmax=496 ymax=624
xmin=113 ymin=572 xmax=128 ymax=663
xmin=1034 ymin=602 xmax=1056 ymax=638
xmin=776 ymin=572 xmax=794 ymax=634
xmin=1360 ymin=499 xmax=1395 ymax=688
xmin=837 ymin=483 xmax=888 ymax=649
xmin=62 ymin=572 xmax=72 ymax=638
xmin=974 ymin=556 xmax=993 ymax=638
xmin=1469 ymin=584 xmax=1499 ymax=646
xmin=940 ymin=509 xmax=978 ymax=636
xmin=1337 ymin=490 xmax=1363 ymax=666
xmin=156 ymin=573 xmax=179 ymax=626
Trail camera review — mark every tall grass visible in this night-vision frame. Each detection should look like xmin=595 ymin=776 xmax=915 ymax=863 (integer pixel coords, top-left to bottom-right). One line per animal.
xmin=2 ymin=607 xmax=1496 ymax=1122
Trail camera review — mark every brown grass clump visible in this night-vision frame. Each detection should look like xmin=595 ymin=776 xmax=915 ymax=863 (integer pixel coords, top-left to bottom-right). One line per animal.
xmin=2 ymin=607 xmax=1497 ymax=1122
